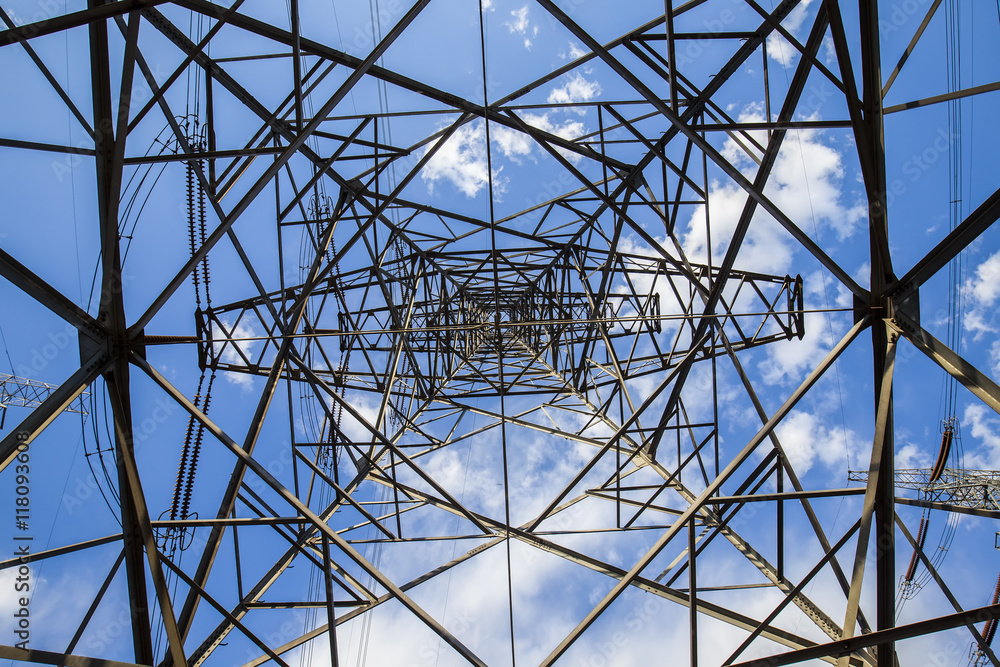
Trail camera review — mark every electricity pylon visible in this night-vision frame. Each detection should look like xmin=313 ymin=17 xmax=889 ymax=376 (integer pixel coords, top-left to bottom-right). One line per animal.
xmin=1 ymin=2 xmax=1000 ymax=666
xmin=0 ymin=372 xmax=86 ymax=429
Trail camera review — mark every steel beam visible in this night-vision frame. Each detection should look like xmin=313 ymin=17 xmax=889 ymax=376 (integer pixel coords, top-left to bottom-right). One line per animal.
xmin=133 ymin=354 xmax=489 ymax=667
xmin=890 ymin=311 xmax=1000 ymax=416
xmin=730 ymin=604 xmax=1000 ymax=667
xmin=539 ymin=317 xmax=870 ymax=665
xmin=0 ymin=645 xmax=145 ymax=667
xmin=0 ymin=0 xmax=169 ymax=45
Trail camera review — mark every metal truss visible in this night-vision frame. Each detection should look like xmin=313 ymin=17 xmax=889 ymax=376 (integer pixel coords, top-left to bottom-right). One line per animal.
xmin=850 ymin=468 xmax=1000 ymax=515
xmin=2 ymin=1 xmax=1000 ymax=666
xmin=0 ymin=373 xmax=87 ymax=428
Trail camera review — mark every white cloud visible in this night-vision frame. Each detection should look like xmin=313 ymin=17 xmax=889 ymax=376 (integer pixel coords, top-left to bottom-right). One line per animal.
xmin=682 ymin=180 xmax=792 ymax=275
xmin=822 ymin=33 xmax=837 ymax=65
xmin=990 ymin=340 xmax=1000 ymax=378
xmin=759 ymin=310 xmax=836 ymax=385
xmin=896 ymin=442 xmax=933 ymax=469
xmin=506 ymin=5 xmax=530 ymax=32
xmin=851 ymin=261 xmax=871 ymax=295
xmin=966 ymin=251 xmax=1000 ymax=304
xmin=420 ymin=113 xmax=591 ymax=196
xmin=765 ymin=116 xmax=866 ymax=243
xmin=494 ymin=113 xmax=587 ymax=163
xmin=520 ymin=112 xmax=586 ymax=162
xmin=521 ymin=112 xmax=583 ymax=139
xmin=338 ymin=390 xmax=382 ymax=443
xmin=566 ymin=42 xmax=587 ymax=60
xmin=481 ymin=0 xmax=494 ymax=9
xmin=774 ymin=409 xmax=865 ymax=477
xmin=505 ymin=5 xmax=538 ymax=49
xmin=720 ymin=102 xmax=768 ymax=163
xmin=419 ymin=427 xmax=595 ymax=525
xmin=962 ymin=403 xmax=1000 ymax=469
xmin=615 ymin=106 xmax=863 ymax=391
xmin=547 ymin=72 xmax=602 ymax=112
xmin=766 ymin=0 xmax=815 ymax=67
xmin=964 ymin=250 xmax=1000 ymax=338
xmin=757 ymin=271 xmax=846 ymax=386
xmin=491 ymin=124 xmax=536 ymax=164
xmin=421 ymin=121 xmax=504 ymax=198
xmin=4 ymin=9 xmax=26 ymax=26
xmin=213 ymin=318 xmax=260 ymax=391
xmin=681 ymin=104 xmax=865 ymax=277
xmin=1 ymin=567 xmax=123 ymax=652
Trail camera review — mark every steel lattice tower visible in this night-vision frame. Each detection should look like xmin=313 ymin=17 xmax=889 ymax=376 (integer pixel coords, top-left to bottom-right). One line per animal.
xmin=2 ymin=1 xmax=1000 ymax=666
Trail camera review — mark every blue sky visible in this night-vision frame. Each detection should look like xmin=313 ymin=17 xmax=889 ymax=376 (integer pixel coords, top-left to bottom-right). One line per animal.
xmin=2 ymin=0 xmax=1000 ymax=665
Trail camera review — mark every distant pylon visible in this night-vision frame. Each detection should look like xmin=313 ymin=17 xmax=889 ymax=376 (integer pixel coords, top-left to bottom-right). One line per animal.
xmin=0 ymin=372 xmax=87 ymax=429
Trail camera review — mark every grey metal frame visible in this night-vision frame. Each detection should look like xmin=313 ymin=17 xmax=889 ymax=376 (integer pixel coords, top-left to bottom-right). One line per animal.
xmin=0 ymin=0 xmax=998 ymax=665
